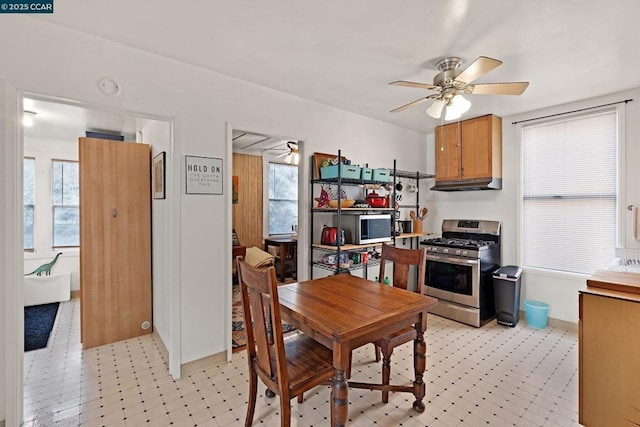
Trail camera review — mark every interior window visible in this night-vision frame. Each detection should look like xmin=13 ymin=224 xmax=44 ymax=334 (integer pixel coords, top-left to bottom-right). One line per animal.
xmin=52 ymin=160 xmax=80 ymax=248
xmin=24 ymin=157 xmax=35 ymax=251
xmin=268 ymin=162 xmax=298 ymax=235
xmin=521 ymin=109 xmax=617 ymax=274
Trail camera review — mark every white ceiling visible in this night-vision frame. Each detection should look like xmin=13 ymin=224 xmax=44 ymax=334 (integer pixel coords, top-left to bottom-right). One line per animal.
xmin=232 ymin=129 xmax=297 ymax=158
xmin=23 ymin=97 xmax=142 ymax=142
xmin=31 ymin=0 xmax=640 ymax=133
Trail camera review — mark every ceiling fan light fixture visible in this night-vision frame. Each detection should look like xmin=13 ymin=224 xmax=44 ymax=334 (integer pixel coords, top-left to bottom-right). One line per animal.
xmin=281 ymin=141 xmax=299 ymax=164
xmin=426 ymin=99 xmax=445 ymax=119
xmin=450 ymin=94 xmax=471 ymax=115
xmin=444 ymin=106 xmax=462 ymax=121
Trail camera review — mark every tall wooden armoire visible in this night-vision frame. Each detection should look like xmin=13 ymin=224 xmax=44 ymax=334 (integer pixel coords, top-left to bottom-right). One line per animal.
xmin=79 ymin=137 xmax=152 ymax=349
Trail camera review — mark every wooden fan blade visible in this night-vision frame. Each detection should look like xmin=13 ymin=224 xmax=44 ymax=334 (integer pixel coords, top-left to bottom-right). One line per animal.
xmin=455 ymin=56 xmax=503 ymax=84
xmin=389 ymin=80 xmax=440 ymax=91
xmin=468 ymin=82 xmax=529 ymax=95
xmin=390 ymin=95 xmax=438 ymax=113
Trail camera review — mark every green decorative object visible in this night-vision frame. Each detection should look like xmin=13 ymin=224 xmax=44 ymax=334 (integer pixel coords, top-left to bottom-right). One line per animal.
xmin=25 ymin=253 xmax=63 ymax=276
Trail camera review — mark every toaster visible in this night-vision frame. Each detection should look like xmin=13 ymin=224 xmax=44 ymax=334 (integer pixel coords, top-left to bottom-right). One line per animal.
xmin=321 ymin=227 xmax=345 ymax=246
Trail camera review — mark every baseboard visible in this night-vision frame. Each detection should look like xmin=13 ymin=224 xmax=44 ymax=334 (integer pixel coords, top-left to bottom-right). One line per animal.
xmin=152 ymin=330 xmax=169 ymax=364
xmin=71 ymin=290 xmax=80 ymax=299
xmin=181 ymin=351 xmax=227 ymax=377
xmin=150 ymin=331 xmax=226 ymax=378
xmin=518 ymin=310 xmax=578 ymax=333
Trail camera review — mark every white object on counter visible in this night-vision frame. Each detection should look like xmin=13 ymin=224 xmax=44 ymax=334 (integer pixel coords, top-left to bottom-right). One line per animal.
xmin=607 ymin=249 xmax=640 ymax=273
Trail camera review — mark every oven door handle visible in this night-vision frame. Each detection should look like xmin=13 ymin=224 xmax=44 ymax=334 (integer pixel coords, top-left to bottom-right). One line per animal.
xmin=427 ymin=255 xmax=479 ymax=266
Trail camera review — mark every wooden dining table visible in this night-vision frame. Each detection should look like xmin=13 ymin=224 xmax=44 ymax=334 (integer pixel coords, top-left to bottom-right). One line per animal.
xmin=276 ymin=273 xmax=438 ymax=426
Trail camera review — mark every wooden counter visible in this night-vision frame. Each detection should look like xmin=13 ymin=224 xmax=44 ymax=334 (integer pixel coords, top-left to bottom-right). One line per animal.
xmin=587 ymin=269 xmax=640 ymax=295
xmin=579 ymin=270 xmax=640 ymax=426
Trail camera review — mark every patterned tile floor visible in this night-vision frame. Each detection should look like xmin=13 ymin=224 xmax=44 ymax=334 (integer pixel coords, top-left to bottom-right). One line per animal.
xmin=23 ymin=299 xmax=580 ymax=426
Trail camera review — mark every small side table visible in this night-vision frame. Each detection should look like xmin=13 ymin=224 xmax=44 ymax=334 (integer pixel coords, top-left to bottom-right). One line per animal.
xmin=264 ymin=237 xmax=297 ymax=282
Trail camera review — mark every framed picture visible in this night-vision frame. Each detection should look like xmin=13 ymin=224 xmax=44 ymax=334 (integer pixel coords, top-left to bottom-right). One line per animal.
xmin=185 ymin=155 xmax=223 ymax=195
xmin=232 ymin=175 xmax=239 ymax=204
xmin=153 ymin=151 xmax=166 ymax=199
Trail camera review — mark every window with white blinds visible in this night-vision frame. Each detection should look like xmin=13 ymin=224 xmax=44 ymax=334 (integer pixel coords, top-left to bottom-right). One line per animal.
xmin=521 ymin=109 xmax=617 ymax=275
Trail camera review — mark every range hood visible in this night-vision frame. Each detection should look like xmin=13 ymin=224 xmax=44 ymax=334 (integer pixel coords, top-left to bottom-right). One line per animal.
xmin=430 ymin=177 xmax=502 ymax=191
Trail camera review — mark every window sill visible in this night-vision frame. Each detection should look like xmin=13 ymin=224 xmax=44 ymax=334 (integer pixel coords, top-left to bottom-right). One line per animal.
xmin=522 ymin=266 xmax=590 ymax=281
xmin=24 ymin=248 xmax=78 ymax=260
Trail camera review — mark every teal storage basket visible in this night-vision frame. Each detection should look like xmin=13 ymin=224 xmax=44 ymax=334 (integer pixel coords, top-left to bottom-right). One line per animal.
xmin=372 ymin=168 xmax=390 ymax=182
xmin=320 ymin=164 xmax=361 ymax=180
xmin=361 ymin=167 xmax=373 ymax=181
xmin=525 ymin=300 xmax=549 ymax=329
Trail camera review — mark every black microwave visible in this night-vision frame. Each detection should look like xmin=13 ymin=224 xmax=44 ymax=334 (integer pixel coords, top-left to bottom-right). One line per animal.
xmin=336 ymin=213 xmax=392 ymax=244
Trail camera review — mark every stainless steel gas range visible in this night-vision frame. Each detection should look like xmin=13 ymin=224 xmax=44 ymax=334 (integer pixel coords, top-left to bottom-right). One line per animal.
xmin=420 ymin=219 xmax=501 ymax=327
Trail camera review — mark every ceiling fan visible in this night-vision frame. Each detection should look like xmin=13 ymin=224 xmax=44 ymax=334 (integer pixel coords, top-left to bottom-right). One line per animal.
xmin=390 ymin=56 xmax=529 ymax=120
xmin=275 ymin=141 xmax=299 ymax=164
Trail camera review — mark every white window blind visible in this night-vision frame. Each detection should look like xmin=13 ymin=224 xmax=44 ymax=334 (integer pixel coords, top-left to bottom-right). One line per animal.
xmin=522 ymin=110 xmax=617 ymax=274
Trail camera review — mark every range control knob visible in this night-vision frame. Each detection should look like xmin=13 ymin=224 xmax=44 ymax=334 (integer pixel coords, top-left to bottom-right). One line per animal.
xmin=455 ymin=249 xmax=461 ymax=255
xmin=462 ymin=250 xmax=468 ymax=256
xmin=443 ymin=248 xmax=449 ymax=253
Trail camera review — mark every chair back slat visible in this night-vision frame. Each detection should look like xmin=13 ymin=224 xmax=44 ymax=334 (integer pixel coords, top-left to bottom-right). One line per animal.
xmin=236 ymin=257 xmax=289 ymax=390
xmin=377 ymin=245 xmax=427 ymax=293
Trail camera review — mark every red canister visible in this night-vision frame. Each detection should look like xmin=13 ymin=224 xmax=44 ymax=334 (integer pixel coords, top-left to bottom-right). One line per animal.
xmin=361 ymin=252 xmax=368 ymax=264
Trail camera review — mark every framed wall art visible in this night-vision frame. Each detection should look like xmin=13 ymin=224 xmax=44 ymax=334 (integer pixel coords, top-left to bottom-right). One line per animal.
xmin=185 ymin=155 xmax=223 ymax=195
xmin=153 ymin=151 xmax=166 ymax=199
xmin=232 ymin=175 xmax=239 ymax=204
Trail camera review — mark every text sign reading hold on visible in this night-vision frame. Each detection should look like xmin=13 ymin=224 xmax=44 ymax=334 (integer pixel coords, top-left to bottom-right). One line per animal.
xmin=185 ymin=156 xmax=223 ymax=195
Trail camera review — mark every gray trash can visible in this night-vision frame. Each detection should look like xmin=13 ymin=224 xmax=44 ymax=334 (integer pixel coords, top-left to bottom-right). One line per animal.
xmin=493 ymin=265 xmax=523 ymax=327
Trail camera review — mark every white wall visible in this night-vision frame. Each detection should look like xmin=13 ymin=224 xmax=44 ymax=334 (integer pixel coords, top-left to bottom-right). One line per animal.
xmin=0 ymin=16 xmax=427 ymax=375
xmin=23 ymin=136 xmax=80 ymax=290
xmin=423 ymin=88 xmax=640 ymax=323
xmin=0 ymin=78 xmax=8 ymax=427
xmin=143 ymin=120 xmax=173 ymax=351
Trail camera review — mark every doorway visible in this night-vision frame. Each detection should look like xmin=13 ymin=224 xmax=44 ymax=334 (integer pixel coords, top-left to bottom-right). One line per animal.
xmin=230 ymin=128 xmax=302 ymax=351
xmin=18 ymin=94 xmax=175 ymax=424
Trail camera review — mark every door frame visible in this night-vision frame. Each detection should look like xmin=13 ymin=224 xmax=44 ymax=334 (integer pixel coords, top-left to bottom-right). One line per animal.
xmin=225 ymin=122 xmax=309 ymax=361
xmin=3 ymin=86 xmax=181 ymax=426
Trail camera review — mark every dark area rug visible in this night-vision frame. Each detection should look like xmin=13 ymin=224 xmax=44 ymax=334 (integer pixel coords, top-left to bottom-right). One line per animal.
xmin=24 ymin=302 xmax=59 ymax=352
xmin=233 ymin=282 xmax=296 ymax=351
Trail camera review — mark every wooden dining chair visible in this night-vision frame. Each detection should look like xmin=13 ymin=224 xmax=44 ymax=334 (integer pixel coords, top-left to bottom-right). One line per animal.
xmin=371 ymin=244 xmax=427 ymax=403
xmin=236 ymin=257 xmax=335 ymax=427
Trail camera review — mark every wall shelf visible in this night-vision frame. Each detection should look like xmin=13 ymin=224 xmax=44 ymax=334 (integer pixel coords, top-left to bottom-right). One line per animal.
xmin=312 ymin=259 xmax=381 ymax=273
xmin=310 ymin=151 xmax=434 ymax=280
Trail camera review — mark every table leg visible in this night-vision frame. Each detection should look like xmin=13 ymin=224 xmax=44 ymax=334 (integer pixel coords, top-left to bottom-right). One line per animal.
xmin=412 ymin=315 xmax=426 ymax=413
xmin=279 ymin=243 xmax=286 ymax=281
xmin=331 ymin=368 xmax=348 ymax=426
xmin=331 ymin=343 xmax=349 ymax=426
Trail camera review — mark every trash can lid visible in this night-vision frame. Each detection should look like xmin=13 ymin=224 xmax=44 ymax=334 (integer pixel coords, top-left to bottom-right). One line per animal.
xmin=493 ymin=265 xmax=523 ymax=279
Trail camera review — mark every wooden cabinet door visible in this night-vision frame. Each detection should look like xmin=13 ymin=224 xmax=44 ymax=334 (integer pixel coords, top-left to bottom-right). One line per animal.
xmin=79 ymin=137 xmax=152 ymax=349
xmin=461 ymin=115 xmax=494 ymax=179
xmin=435 ymin=123 xmax=461 ymax=181
xmin=579 ymin=293 xmax=640 ymax=426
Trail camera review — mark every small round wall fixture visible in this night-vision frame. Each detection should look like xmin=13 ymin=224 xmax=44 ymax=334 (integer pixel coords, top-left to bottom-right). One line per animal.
xmin=97 ymin=77 xmax=120 ymax=95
